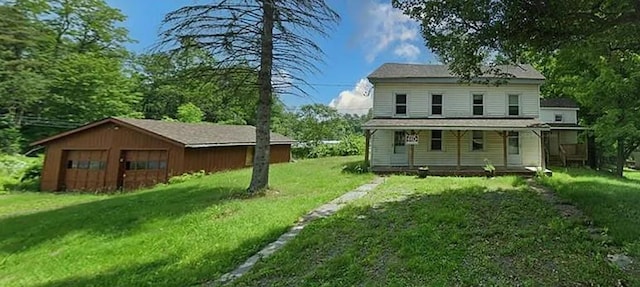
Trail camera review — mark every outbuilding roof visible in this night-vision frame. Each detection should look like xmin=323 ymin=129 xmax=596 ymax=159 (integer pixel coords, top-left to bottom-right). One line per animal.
xmin=368 ymin=63 xmax=545 ymax=83
xmin=363 ymin=118 xmax=549 ymax=131
xmin=540 ymin=98 xmax=580 ymax=108
xmin=32 ymin=117 xmax=295 ymax=147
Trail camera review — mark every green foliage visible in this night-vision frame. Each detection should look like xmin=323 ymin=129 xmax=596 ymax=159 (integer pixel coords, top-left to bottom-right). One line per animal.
xmin=341 ymin=160 xmax=369 ymax=174
xmin=167 ymin=170 xmax=206 ymax=184
xmin=296 ymin=135 xmax=366 ymax=159
xmin=0 ymin=154 xmax=42 ymax=192
xmin=176 ymin=102 xmax=204 ymax=123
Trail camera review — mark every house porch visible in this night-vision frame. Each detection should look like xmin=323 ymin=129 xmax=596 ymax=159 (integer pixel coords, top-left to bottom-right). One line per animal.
xmin=371 ymin=165 xmax=549 ymax=177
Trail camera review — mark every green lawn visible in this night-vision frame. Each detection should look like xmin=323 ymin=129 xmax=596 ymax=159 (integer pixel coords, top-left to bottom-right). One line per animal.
xmin=234 ymin=175 xmax=634 ymax=286
xmin=540 ymin=167 xmax=640 ymax=278
xmin=0 ymin=156 xmax=374 ymax=287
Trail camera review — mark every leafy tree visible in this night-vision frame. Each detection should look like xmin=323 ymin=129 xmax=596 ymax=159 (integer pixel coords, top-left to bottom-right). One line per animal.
xmin=161 ymin=0 xmax=339 ymax=193
xmin=393 ymin=0 xmax=640 ymax=78
xmin=176 ymin=102 xmax=204 ymax=123
xmin=295 ymin=104 xmax=348 ymax=144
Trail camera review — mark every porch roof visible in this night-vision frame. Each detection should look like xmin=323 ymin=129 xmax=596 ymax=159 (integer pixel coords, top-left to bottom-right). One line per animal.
xmin=548 ymin=123 xmax=586 ymax=130
xmin=363 ymin=118 xmax=550 ymax=131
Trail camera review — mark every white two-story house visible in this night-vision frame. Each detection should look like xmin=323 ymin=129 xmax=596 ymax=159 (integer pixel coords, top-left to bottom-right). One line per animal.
xmin=362 ymin=63 xmax=550 ymax=173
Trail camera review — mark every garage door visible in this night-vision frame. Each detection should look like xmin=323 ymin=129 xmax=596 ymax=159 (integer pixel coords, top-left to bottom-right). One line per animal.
xmin=120 ymin=150 xmax=168 ymax=190
xmin=63 ymin=150 xmax=108 ymax=191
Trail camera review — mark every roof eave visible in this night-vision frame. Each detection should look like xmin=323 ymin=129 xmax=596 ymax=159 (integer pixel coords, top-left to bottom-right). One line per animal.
xmin=368 ymin=77 xmax=545 ymax=85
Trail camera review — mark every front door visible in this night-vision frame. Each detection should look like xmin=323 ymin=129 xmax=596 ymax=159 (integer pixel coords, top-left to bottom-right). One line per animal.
xmin=507 ymin=131 xmax=522 ymax=166
xmin=390 ymin=131 xmax=408 ymax=166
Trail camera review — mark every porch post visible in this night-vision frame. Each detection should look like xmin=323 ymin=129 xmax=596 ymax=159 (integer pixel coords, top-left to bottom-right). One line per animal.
xmin=364 ymin=129 xmax=371 ymax=167
xmin=456 ymin=130 xmax=461 ymax=170
xmin=502 ymin=131 xmax=508 ymax=168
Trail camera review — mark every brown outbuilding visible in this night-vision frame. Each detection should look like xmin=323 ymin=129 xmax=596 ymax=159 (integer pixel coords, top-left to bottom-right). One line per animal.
xmin=32 ymin=117 xmax=294 ymax=192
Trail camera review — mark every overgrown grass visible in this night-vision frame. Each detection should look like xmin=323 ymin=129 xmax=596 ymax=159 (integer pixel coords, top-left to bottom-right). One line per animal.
xmin=0 ymin=156 xmax=373 ymax=287
xmin=540 ymin=167 xmax=640 ymax=279
xmin=234 ymin=176 xmax=631 ymax=286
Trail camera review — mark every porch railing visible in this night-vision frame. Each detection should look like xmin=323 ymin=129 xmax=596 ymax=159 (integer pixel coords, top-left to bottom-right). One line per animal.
xmin=559 ymin=143 xmax=587 ymax=166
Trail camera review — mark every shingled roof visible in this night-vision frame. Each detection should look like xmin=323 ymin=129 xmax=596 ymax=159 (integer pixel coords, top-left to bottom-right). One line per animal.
xmin=368 ymin=63 xmax=545 ymax=82
xmin=32 ymin=117 xmax=295 ymax=147
xmin=540 ymin=98 xmax=579 ymax=108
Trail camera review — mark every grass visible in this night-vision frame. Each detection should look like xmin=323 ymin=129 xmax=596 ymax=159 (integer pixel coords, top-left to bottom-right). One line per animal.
xmin=0 ymin=156 xmax=374 ymax=287
xmin=540 ymin=167 xmax=640 ymax=278
xmin=234 ymin=175 xmax=633 ymax=286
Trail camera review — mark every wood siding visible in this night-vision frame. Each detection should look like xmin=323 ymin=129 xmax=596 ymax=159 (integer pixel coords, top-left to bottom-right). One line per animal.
xmin=182 ymin=144 xmax=291 ymax=173
xmin=371 ymin=129 xmax=542 ymax=167
xmin=540 ymin=108 xmax=578 ymax=124
xmin=40 ymin=123 xmax=183 ymax=191
xmin=373 ymin=83 xmax=541 ymax=118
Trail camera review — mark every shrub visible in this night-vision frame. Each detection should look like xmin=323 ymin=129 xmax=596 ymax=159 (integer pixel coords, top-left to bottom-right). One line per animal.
xmin=296 ymin=134 xmax=366 ymax=159
xmin=168 ymin=170 xmax=207 ymax=184
xmin=0 ymin=154 xmax=43 ymax=192
xmin=342 ymin=160 xmax=370 ymax=174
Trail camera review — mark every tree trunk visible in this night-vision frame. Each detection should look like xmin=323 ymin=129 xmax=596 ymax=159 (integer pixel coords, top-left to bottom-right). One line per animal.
xmin=616 ymin=138 xmax=625 ymax=177
xmin=247 ymin=0 xmax=274 ymax=193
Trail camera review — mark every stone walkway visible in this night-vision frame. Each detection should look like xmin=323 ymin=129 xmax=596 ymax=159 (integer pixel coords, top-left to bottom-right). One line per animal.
xmin=208 ymin=176 xmax=385 ymax=286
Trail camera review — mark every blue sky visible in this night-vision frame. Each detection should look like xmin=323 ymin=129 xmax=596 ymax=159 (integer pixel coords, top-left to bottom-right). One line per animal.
xmin=106 ymin=0 xmax=437 ymax=115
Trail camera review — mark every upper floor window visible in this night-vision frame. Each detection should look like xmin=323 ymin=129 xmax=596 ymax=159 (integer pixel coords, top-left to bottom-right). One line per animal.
xmin=555 ymin=114 xmax=563 ymax=122
xmin=393 ymin=131 xmax=406 ymax=154
xmin=395 ymin=94 xmax=407 ymax=115
xmin=473 ymin=94 xmax=483 ymax=116
xmin=431 ymin=130 xmax=442 ymax=151
xmin=472 ymin=130 xmax=484 ymax=151
xmin=508 ymin=94 xmax=519 ymax=116
xmin=431 ymin=94 xmax=442 ymax=115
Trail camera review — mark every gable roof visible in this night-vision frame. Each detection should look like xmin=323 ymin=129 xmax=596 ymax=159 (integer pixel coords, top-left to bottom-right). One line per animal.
xmin=540 ymin=98 xmax=579 ymax=109
xmin=368 ymin=63 xmax=545 ymax=83
xmin=32 ymin=117 xmax=295 ymax=147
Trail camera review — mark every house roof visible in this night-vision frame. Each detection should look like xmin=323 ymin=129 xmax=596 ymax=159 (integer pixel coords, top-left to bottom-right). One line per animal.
xmin=540 ymin=98 xmax=579 ymax=108
xmin=547 ymin=123 xmax=586 ymax=130
xmin=363 ymin=118 xmax=550 ymax=131
xmin=32 ymin=117 xmax=295 ymax=147
xmin=368 ymin=63 xmax=545 ymax=82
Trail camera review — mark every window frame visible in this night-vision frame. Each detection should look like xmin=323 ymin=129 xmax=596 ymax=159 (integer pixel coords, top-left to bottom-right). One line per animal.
xmin=554 ymin=114 xmax=563 ymax=122
xmin=472 ymin=94 xmax=484 ymax=116
xmin=394 ymin=93 xmax=408 ymax=116
xmin=430 ymin=130 xmax=443 ymax=151
xmin=471 ymin=130 xmax=484 ymax=151
xmin=393 ymin=131 xmax=406 ymax=154
xmin=431 ymin=93 xmax=443 ymax=116
xmin=507 ymin=94 xmax=520 ymax=116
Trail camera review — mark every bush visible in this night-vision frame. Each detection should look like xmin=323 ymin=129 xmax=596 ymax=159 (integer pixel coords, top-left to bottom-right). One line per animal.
xmin=342 ymin=161 xmax=370 ymax=174
xmin=294 ymin=134 xmax=366 ymax=159
xmin=0 ymin=154 xmax=43 ymax=192
xmin=168 ymin=170 xmax=207 ymax=184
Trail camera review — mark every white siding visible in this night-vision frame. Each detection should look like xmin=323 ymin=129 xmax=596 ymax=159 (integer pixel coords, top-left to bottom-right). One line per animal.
xmin=372 ymin=83 xmax=541 ymax=118
xmin=540 ymin=108 xmax=578 ymax=124
xmin=370 ymin=130 xmax=542 ymax=167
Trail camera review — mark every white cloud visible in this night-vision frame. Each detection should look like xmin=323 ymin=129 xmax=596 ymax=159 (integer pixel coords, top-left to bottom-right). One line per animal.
xmin=329 ymin=79 xmax=373 ymax=115
xmin=394 ymin=43 xmax=420 ymax=60
xmin=353 ymin=1 xmax=421 ymax=62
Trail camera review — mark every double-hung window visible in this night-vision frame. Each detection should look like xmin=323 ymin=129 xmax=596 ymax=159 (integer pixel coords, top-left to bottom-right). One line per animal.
xmin=472 ymin=130 xmax=484 ymax=151
xmin=555 ymin=114 xmax=563 ymax=122
xmin=473 ymin=94 xmax=484 ymax=116
xmin=508 ymin=94 xmax=519 ymax=116
xmin=395 ymin=94 xmax=407 ymax=116
xmin=393 ymin=131 xmax=406 ymax=154
xmin=431 ymin=94 xmax=442 ymax=115
xmin=431 ymin=130 xmax=442 ymax=151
